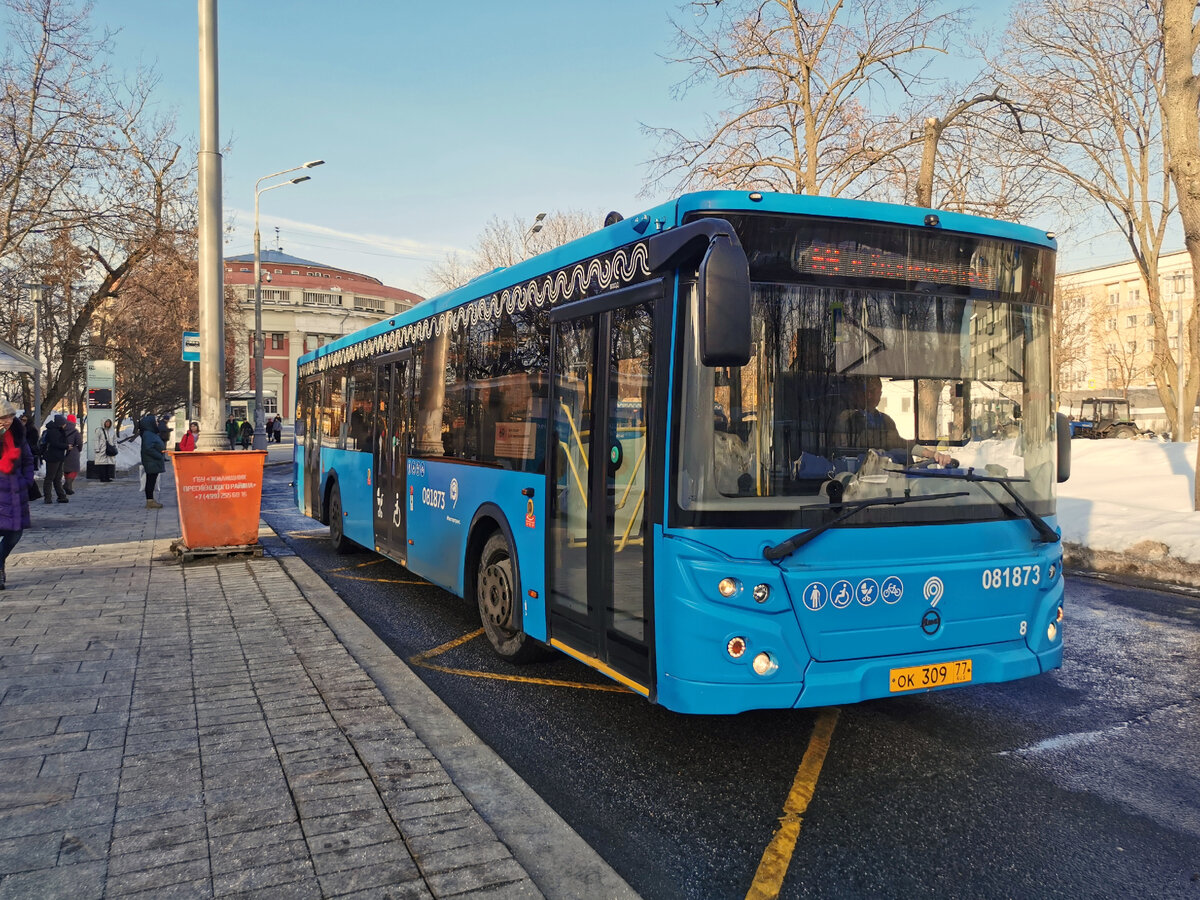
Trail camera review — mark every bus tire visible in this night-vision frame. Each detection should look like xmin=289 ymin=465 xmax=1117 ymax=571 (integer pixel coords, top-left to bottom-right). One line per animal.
xmin=327 ymin=484 xmax=356 ymax=554
xmin=477 ymin=531 xmax=548 ymax=664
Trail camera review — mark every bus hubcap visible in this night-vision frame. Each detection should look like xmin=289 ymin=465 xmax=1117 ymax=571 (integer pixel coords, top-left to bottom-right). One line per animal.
xmin=480 ymin=561 xmax=512 ymax=628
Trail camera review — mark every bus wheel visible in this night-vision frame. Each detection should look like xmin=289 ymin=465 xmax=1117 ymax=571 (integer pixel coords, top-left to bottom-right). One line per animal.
xmin=328 ymin=485 xmax=355 ymax=554
xmin=477 ymin=532 xmax=547 ymax=664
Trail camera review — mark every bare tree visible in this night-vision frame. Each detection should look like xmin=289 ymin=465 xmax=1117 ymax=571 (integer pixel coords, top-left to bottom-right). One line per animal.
xmin=644 ymin=0 xmax=967 ymax=198
xmin=997 ymin=0 xmax=1187 ymax=438
xmin=0 ymin=0 xmax=195 ymax=420
xmin=1159 ymin=0 xmax=1200 ymax=503
xmin=1053 ymin=279 xmax=1100 ymax=393
xmin=423 ymin=209 xmax=601 ymax=295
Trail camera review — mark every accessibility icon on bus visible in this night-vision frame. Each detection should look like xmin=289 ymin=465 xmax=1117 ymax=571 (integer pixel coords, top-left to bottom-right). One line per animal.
xmin=881 ymin=575 xmax=904 ymax=604
xmin=856 ymin=578 xmax=880 ymax=607
xmin=830 ymin=580 xmax=853 ymax=609
xmin=803 ymin=582 xmax=827 ymax=611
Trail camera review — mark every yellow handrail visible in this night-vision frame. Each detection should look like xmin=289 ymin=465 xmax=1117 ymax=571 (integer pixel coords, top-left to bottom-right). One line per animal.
xmin=558 ymin=399 xmax=590 ymax=510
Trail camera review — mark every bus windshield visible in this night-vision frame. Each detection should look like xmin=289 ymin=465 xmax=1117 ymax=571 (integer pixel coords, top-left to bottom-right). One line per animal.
xmin=676 ymin=213 xmax=1056 ymax=528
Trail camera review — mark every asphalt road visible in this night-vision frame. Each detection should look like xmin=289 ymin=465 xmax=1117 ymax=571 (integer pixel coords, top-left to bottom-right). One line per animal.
xmin=261 ymin=466 xmax=1200 ymax=899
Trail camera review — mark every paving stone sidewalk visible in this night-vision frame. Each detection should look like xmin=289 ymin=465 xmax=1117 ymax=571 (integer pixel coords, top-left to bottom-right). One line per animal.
xmin=0 ymin=461 xmax=548 ymax=899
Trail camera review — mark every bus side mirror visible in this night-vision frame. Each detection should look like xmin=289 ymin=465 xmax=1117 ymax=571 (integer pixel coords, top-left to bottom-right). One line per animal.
xmin=698 ymin=233 xmax=752 ymax=367
xmin=1056 ymin=412 xmax=1071 ymax=483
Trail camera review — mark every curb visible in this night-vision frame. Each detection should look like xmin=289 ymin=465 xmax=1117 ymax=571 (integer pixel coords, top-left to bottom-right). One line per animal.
xmin=266 ymin=535 xmax=638 ymax=900
xmin=1063 ymin=541 xmax=1200 ymax=592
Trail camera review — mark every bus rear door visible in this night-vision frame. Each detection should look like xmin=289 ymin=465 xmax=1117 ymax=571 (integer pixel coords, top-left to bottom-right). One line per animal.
xmin=373 ymin=352 xmax=411 ymax=561
xmin=547 ymin=291 xmax=658 ymax=695
xmin=300 ymin=374 xmax=322 ymax=517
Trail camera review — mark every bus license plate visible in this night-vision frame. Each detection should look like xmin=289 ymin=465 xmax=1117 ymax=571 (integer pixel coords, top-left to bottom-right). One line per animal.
xmin=889 ymin=659 xmax=972 ymax=693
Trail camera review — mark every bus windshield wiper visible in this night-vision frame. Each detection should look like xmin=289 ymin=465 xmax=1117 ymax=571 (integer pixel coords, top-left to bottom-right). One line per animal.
xmin=762 ymin=491 xmax=969 ymax=561
xmin=898 ymin=468 xmax=1060 ymax=544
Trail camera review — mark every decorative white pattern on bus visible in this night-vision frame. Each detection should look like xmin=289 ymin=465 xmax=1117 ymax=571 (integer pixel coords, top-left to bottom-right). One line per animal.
xmin=299 ymin=242 xmax=651 ymax=377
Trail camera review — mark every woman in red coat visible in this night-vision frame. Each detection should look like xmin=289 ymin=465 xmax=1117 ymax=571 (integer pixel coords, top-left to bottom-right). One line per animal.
xmin=0 ymin=399 xmax=36 ymax=590
xmin=179 ymin=421 xmax=200 ymax=452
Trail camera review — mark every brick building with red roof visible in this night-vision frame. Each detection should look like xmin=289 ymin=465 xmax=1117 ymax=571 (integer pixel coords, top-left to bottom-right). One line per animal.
xmin=223 ymin=250 xmax=422 ymax=424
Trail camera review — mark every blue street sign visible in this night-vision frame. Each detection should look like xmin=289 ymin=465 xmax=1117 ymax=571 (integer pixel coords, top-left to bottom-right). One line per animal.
xmin=182 ymin=331 xmax=200 ymax=363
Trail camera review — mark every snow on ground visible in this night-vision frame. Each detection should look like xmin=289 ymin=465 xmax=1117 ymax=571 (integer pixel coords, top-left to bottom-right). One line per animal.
xmin=1058 ymin=439 xmax=1200 ymax=564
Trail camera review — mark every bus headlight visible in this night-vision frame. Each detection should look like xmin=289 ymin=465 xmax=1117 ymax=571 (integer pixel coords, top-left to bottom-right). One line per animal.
xmin=718 ymin=577 xmax=740 ymax=598
xmin=727 ymin=637 xmax=747 ymax=659
xmin=752 ymin=583 xmax=771 ymax=604
xmin=1047 ymin=622 xmax=1058 ymax=642
xmin=752 ymin=652 xmax=778 ymax=676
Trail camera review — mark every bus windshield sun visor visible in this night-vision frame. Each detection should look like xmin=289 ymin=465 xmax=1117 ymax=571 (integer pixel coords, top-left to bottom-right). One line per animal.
xmin=762 ymin=492 xmax=969 ymax=561
xmin=648 ymin=218 xmax=752 ymax=367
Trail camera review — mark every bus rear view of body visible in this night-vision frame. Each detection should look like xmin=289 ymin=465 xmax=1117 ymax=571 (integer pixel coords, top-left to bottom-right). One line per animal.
xmin=295 ymin=191 xmax=1069 ymax=714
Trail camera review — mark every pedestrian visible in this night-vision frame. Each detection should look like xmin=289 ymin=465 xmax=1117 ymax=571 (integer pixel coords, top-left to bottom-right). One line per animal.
xmin=39 ymin=414 xmax=69 ymax=503
xmin=62 ymin=413 xmax=83 ymax=494
xmin=239 ymin=418 xmax=253 ymax=450
xmin=93 ymin=418 xmax=118 ymax=483
xmin=20 ymin=413 xmax=40 ymax=472
xmin=139 ymin=414 xmax=166 ymax=509
xmin=0 ymin=399 xmax=36 ymax=590
xmin=271 ymin=415 xmax=283 ymax=443
xmin=225 ymin=414 xmax=238 ymax=450
xmin=179 ymin=421 xmax=200 ymax=451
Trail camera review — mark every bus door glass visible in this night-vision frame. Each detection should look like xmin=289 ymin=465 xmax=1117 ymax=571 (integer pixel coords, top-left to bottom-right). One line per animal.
xmin=548 ymin=301 xmax=654 ymax=686
xmin=301 ymin=374 xmax=322 ymax=517
xmin=374 ymin=353 xmax=410 ymax=560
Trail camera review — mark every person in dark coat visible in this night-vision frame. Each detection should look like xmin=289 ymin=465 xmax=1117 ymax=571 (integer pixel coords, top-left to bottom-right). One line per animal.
xmin=40 ymin=414 xmax=70 ymax=503
xmin=0 ymin=399 xmax=36 ymax=589
xmin=239 ymin=418 xmax=253 ymax=449
xmin=139 ymin=414 xmax=166 ymax=509
xmin=225 ymin=415 xmax=238 ymax=450
xmin=20 ymin=413 xmax=40 ymax=472
xmin=63 ymin=414 xmax=83 ymax=494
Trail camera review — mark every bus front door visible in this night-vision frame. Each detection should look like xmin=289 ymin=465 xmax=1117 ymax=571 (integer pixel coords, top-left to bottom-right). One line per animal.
xmin=373 ymin=354 xmax=411 ymax=561
xmin=548 ymin=299 xmax=655 ymax=695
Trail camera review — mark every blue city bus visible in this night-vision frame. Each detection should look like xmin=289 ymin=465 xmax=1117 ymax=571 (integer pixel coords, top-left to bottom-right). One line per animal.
xmin=294 ymin=191 xmax=1071 ymax=715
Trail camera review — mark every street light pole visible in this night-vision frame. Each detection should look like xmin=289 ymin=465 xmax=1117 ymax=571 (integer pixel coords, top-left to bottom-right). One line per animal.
xmin=252 ymin=160 xmax=323 ymax=451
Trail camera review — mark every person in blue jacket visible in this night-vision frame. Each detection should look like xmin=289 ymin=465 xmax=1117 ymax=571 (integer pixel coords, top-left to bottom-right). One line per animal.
xmin=139 ymin=414 xmax=167 ymax=509
xmin=0 ymin=399 xmax=36 ymax=589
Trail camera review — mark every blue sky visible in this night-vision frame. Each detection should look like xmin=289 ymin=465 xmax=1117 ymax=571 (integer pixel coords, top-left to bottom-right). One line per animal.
xmin=15 ymin=1 xmax=1131 ymax=294
xmin=92 ymin=0 xmax=721 ymax=294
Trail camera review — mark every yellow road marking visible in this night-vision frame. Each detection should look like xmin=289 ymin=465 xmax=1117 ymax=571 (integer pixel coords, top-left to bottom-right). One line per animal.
xmin=324 ymin=558 xmax=428 ymax=584
xmin=328 ymin=573 xmax=430 ymax=584
xmin=745 ymin=708 xmax=840 ymax=900
xmin=412 ymin=628 xmax=487 ymax=662
xmin=327 ymin=559 xmax=385 ymax=572
xmin=409 ymin=629 xmax=631 ymax=694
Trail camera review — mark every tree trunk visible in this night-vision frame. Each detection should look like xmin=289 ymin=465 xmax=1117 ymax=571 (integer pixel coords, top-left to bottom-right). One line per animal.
xmin=1159 ymin=0 xmax=1200 ymax=506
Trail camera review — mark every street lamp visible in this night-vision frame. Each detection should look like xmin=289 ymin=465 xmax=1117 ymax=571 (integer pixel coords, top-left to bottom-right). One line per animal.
xmin=1173 ymin=271 xmax=1187 ymax=441
xmin=253 ymin=159 xmax=323 ymax=450
xmin=524 ymin=212 xmax=547 ymax=257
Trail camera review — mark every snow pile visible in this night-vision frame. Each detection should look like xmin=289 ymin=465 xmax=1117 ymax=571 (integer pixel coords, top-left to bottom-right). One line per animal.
xmin=1057 ymin=439 xmax=1200 ymax=564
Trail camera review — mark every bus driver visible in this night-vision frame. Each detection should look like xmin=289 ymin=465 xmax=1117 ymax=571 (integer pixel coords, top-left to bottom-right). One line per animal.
xmin=835 ymin=375 xmax=953 ymax=467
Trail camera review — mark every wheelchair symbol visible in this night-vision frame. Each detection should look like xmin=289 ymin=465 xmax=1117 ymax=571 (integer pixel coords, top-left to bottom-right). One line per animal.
xmin=830 ymin=580 xmax=853 ymax=609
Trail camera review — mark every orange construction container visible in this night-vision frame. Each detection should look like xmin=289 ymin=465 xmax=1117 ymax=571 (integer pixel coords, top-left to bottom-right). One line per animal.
xmin=170 ymin=450 xmax=267 ymax=549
